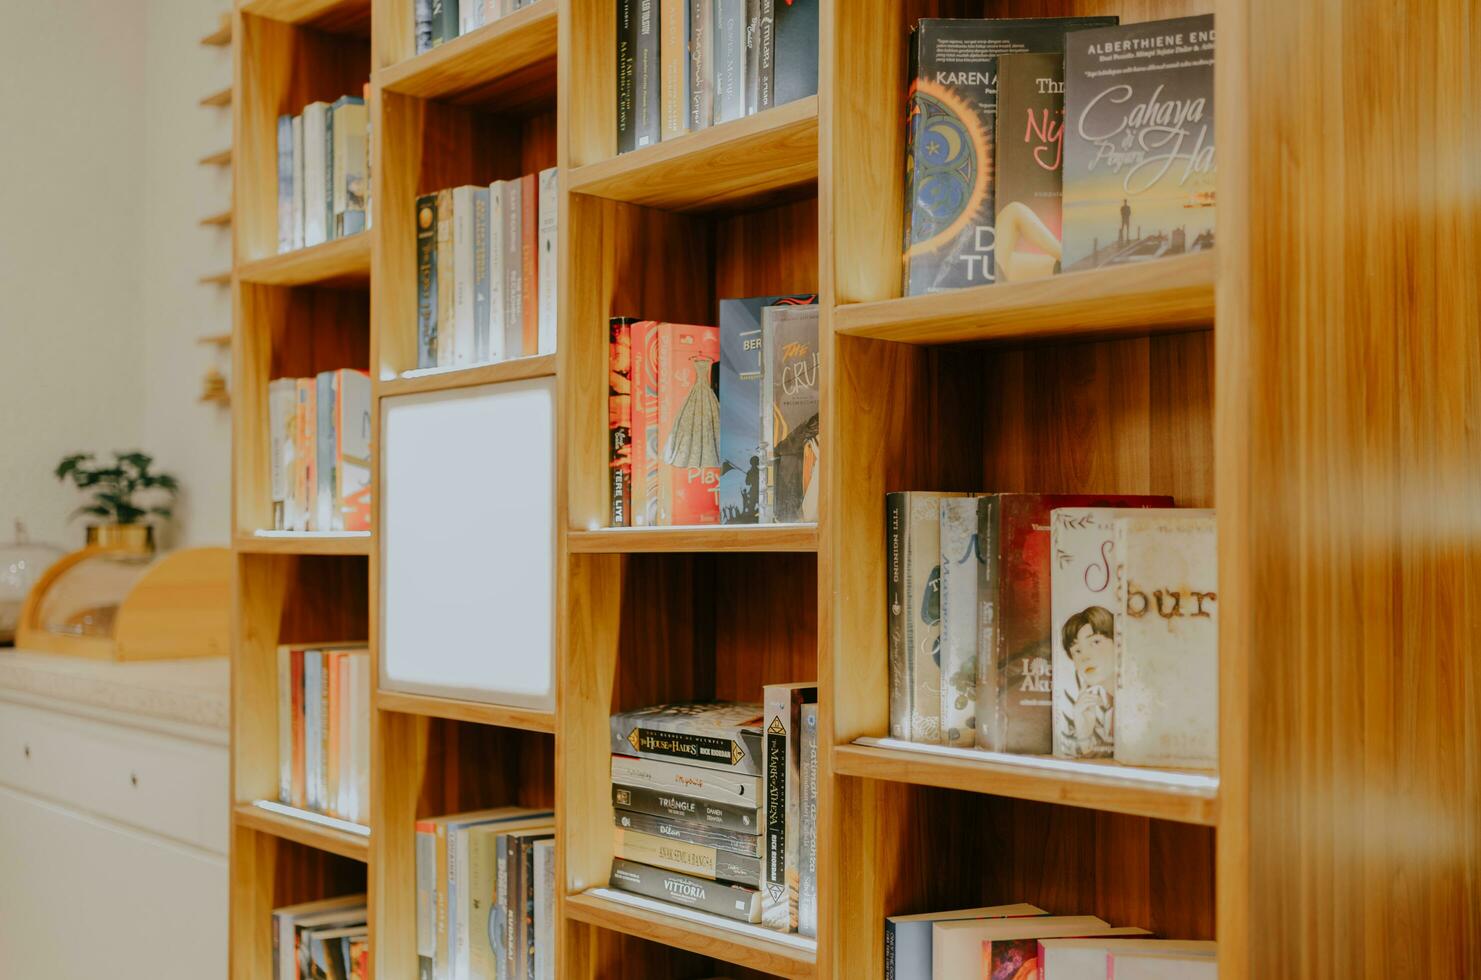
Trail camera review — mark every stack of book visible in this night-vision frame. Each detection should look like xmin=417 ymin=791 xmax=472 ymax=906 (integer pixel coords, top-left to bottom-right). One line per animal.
xmin=272 ymin=893 xmax=368 ymax=980
xmin=276 ymin=93 xmax=371 ymax=254
xmin=607 ymin=693 xmax=818 ymax=935
xmin=902 ymin=14 xmax=1215 ymax=294
xmin=886 ymin=493 xmax=1218 ymax=769
xmin=415 ymin=0 xmax=535 ymax=55
xmin=414 ymin=171 xmax=558 ymax=371
xmin=414 ymin=807 xmax=556 ymax=980
xmin=275 ymin=644 xmax=371 ymax=825
xmin=267 ymin=369 xmax=371 ymax=533
xmin=883 ymin=901 xmax=1214 ymax=979
xmin=607 ymin=299 xmax=819 ymax=528
xmin=617 ymin=0 xmax=820 ymax=152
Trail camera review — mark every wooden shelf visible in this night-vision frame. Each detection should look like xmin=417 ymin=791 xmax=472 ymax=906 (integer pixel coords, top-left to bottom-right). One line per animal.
xmin=200 ymin=13 xmax=231 ymax=47
xmin=833 ymin=740 xmax=1218 ymax=827
xmin=200 ymin=86 xmax=232 ymax=108
xmin=375 ymin=0 xmax=557 ymax=103
xmin=200 ymin=209 xmax=232 ymax=227
xmin=239 ymin=0 xmax=371 ymax=34
xmin=564 ymin=890 xmax=816 ymax=979
xmin=233 ymin=802 xmax=369 ymax=863
xmin=199 ymin=270 xmax=231 ymax=286
xmin=375 ymin=689 xmax=556 ymax=733
xmin=199 ymin=147 xmax=232 ymax=167
xmin=233 ymin=532 xmax=372 ymax=556
xmin=567 ymin=523 xmax=818 ymax=554
xmin=199 ymin=332 xmax=232 ymax=346
xmin=237 ymin=233 xmax=372 ymax=287
xmin=833 ymin=249 xmax=1215 ymax=346
xmin=567 ymin=96 xmax=819 ymax=212
xmin=378 ymin=353 xmax=556 ymax=398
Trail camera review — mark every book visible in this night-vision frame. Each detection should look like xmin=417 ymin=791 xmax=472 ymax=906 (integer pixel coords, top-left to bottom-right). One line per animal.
xmin=611 ymin=783 xmax=760 ymax=834
xmin=992 ymin=51 xmax=1064 ymax=283
xmin=436 ymin=188 xmax=455 ymax=367
xmin=302 ymin=101 xmax=330 ymax=247
xmin=617 ymin=0 xmax=638 ymax=153
xmin=761 ymin=682 xmax=815 ymax=931
xmin=334 ymin=369 xmax=372 ymax=532
xmin=611 ymin=754 xmax=761 ymax=807
xmin=762 ymin=305 xmax=820 ymax=524
xmin=533 ymin=839 xmax=556 ymax=980
xmin=613 ymin=826 xmax=761 ymax=886
xmin=1107 ymin=951 xmax=1219 ymax=979
xmin=460 ymin=0 xmax=481 ymax=34
xmin=1037 ymin=937 xmax=1209 ymax=979
xmin=743 ymin=0 xmax=761 ymax=113
xmin=985 ymin=926 xmax=1149 ymax=980
xmin=502 ymin=178 xmax=523 ymax=358
xmin=688 ymin=0 xmax=713 ymax=130
xmin=537 ymin=167 xmax=558 ymax=355
xmin=719 ymin=294 xmax=816 ymax=524
xmin=629 ymin=319 xmax=660 ymax=525
xmin=305 ymin=925 xmax=366 ymax=980
xmin=772 ymin=0 xmax=817 ymax=106
xmin=416 ymin=194 xmax=439 ymax=369
xmin=608 ymin=317 xmax=636 ymax=526
xmin=610 ymin=701 xmax=763 ymax=775
xmin=660 ymin=0 xmax=689 ymax=140
xmin=330 ymin=97 xmax=368 ymax=237
xmin=930 ymin=915 xmax=1107 ymax=980
xmin=883 ymin=903 xmax=1043 ymax=980
xmin=520 ymin=172 xmax=538 ymax=357
xmin=979 ymin=492 xmax=1172 ymax=754
xmin=452 ymin=185 xmax=477 ymax=366
xmin=415 ymin=0 xmax=434 ymax=54
xmin=713 ymin=0 xmax=746 ymax=123
xmin=938 ymin=495 xmax=983 ymax=747
xmin=608 ymin=857 xmax=762 ymax=923
xmin=502 ymin=828 xmax=555 ymax=980
xmin=902 ymin=17 xmax=1117 ymax=295
xmin=315 ymin=371 xmax=337 ymax=533
xmin=655 ymin=321 xmax=722 ymax=525
xmin=432 ymin=0 xmax=459 ymax=47
xmin=755 ymin=0 xmax=775 ymax=111
xmin=472 ymin=186 xmax=492 ymax=363
xmin=488 ymin=180 xmax=507 ymax=363
xmin=290 ymin=650 xmax=306 ymax=806
xmin=797 ymin=701 xmax=818 ymax=938
xmin=615 ymin=808 xmax=761 ymax=857
xmin=1062 ymin=15 xmax=1216 ymax=271
xmin=295 ymin=378 xmax=316 ymax=531
xmin=1113 ymin=510 xmax=1218 ymax=769
xmin=269 ymin=378 xmax=296 ymax=529
xmin=634 ymin=0 xmax=660 ymax=148
xmin=303 ymin=650 xmax=322 ymax=811
xmin=277 ymin=115 xmax=294 ymax=253
xmin=272 ymin=895 xmax=366 ymax=980
xmin=276 ymin=645 xmax=293 ymax=805
xmin=291 ymin=114 xmax=305 ymax=250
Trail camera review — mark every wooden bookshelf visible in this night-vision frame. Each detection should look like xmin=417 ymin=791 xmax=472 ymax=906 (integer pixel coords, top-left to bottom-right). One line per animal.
xmin=201 ymin=86 xmax=232 ymax=108
xmin=226 ymin=0 xmax=1481 ymax=977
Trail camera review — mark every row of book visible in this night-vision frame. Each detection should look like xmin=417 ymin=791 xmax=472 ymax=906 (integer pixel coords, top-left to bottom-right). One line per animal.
xmin=887 ymin=494 xmax=1217 ymax=770
xmin=277 ymin=93 xmax=370 ymax=254
xmin=415 ymin=0 xmax=535 ymax=55
xmin=607 ymin=695 xmax=818 ymax=934
xmin=268 ymin=370 xmax=372 ymax=533
xmin=903 ymin=14 xmax=1216 ymax=295
xmin=415 ymin=807 xmax=555 ymax=980
xmin=272 ymin=893 xmax=368 ymax=980
xmin=607 ymin=299 xmax=820 ymax=528
xmin=275 ymin=644 xmax=371 ymax=825
xmin=885 ymin=902 xmax=1215 ymax=979
xmin=617 ymin=0 xmax=819 ymax=152
xmin=415 ymin=172 xmax=557 ymax=372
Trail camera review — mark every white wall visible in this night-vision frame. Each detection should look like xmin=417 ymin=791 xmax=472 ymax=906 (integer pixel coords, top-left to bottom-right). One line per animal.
xmin=0 ymin=0 xmax=233 ymax=551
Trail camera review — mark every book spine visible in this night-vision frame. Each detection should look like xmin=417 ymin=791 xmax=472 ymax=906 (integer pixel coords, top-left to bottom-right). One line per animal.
xmin=660 ymin=0 xmax=688 ymax=140
xmin=502 ymin=835 xmax=518 ymax=980
xmin=502 ymin=179 xmax=523 ymax=357
xmin=634 ymin=0 xmax=660 ymax=147
xmin=488 ymin=181 xmax=507 ymax=362
xmin=614 ymin=828 xmax=762 ymax=886
xmin=319 ymin=650 xmax=332 ymax=810
xmin=975 ymin=495 xmax=1000 ymax=750
xmin=903 ymin=493 xmax=944 ymax=743
xmin=473 ymin=187 xmax=491 ymax=364
xmin=614 ymin=807 xmax=762 ymax=857
xmin=688 ymin=0 xmax=711 ymax=130
xmin=323 ymin=101 xmax=336 ymax=241
xmin=884 ymin=919 xmax=896 ymax=980
xmin=442 ymin=0 xmax=461 ymax=45
xmin=303 ymin=104 xmax=327 ymax=246
xmin=521 ymin=839 xmax=539 ymax=980
xmin=939 ymin=496 xmax=981 ymax=747
xmin=533 ymin=841 xmax=555 ymax=980
xmin=325 ymin=652 xmax=340 ymax=816
xmin=434 ymin=826 xmax=448 ymax=980
xmin=761 ymin=685 xmax=811 ymax=931
xmin=414 ymin=824 xmax=435 ymax=980
xmin=520 ymin=173 xmax=538 ymax=356
xmin=493 ymin=834 xmax=510 ymax=980
xmin=886 ymin=492 xmax=908 ymax=739
xmin=415 ymin=0 xmax=434 ymax=54
xmin=901 ymin=27 xmax=923 ymax=295
xmin=629 ymin=320 xmax=658 ymax=525
xmin=448 ymin=827 xmax=465 ymax=979
xmin=610 ymin=712 xmax=762 ymax=774
xmin=612 ymin=782 xmax=759 ymax=834
xmin=797 ymin=701 xmax=818 ymax=938
xmin=611 ymin=754 xmax=761 ymax=806
xmin=416 ymin=195 xmax=438 ymax=369
xmin=277 ymin=646 xmax=291 ymax=803
xmin=743 ymin=0 xmax=760 ymax=113
xmin=757 ymin=306 xmax=775 ymax=521
xmin=771 ymin=0 xmax=817 ymax=106
xmin=268 ymin=379 xmax=294 ymax=528
xmin=609 ymin=317 xmax=634 ymax=527
xmin=304 ymin=651 xmax=321 ymax=810
xmin=609 ymin=857 xmax=762 ymax=923
xmin=467 ymin=830 xmax=499 ymax=980
xmin=756 ymin=0 xmax=774 ymax=111
xmin=713 ymin=0 xmax=744 ymax=123
xmin=290 ymin=650 xmax=305 ymax=806
xmin=315 ymin=372 xmax=336 ymax=532
xmin=277 ymin=115 xmax=294 ymax=253
xmin=430 ymin=0 xmax=446 ymax=46
xmin=436 ymin=188 xmax=455 ymax=367
xmin=616 ymin=0 xmax=637 ymax=153
xmin=536 ymin=167 xmax=557 ymax=355
xmin=291 ymin=115 xmax=304 ymax=250
xmin=453 ymin=186 xmax=476 ymax=366
xmin=332 ymin=103 xmax=368 ymax=237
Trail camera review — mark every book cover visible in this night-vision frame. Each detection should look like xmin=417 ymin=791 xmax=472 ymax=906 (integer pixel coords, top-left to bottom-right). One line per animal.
xmin=634 ymin=0 xmax=660 ymax=147
xmin=435 ymin=188 xmax=455 ymax=367
xmin=609 ymin=317 xmax=636 ymax=527
xmin=302 ymin=102 xmax=330 ymax=247
xmin=617 ymin=0 xmax=638 ymax=152
xmin=930 ymin=916 xmax=1107 ymax=980
xmin=291 ymin=114 xmax=305 ymax=250
xmin=797 ymin=701 xmax=818 ymax=938
xmin=629 ymin=319 xmax=660 ymax=525
xmin=330 ymin=99 xmax=368 ymax=238
xmin=656 ymin=321 xmax=722 ymax=525
xmin=1113 ymin=509 xmax=1217 ymax=769
xmin=615 ymin=808 xmax=761 ymax=857
xmin=537 ymin=167 xmax=557 ymax=355
xmin=472 ymin=185 xmax=492 ymax=363
xmin=488 ymin=180 xmax=506 ymax=362
xmin=612 ymin=783 xmax=760 ymax=834
xmin=660 ymin=0 xmax=689 ymax=140
xmin=315 ymin=371 xmax=337 ymax=532
xmin=502 ymin=178 xmax=523 ymax=358
xmin=452 ymin=185 xmax=478 ymax=366
xmin=277 ymin=115 xmax=294 ymax=253
xmin=334 ymin=369 xmax=372 ymax=532
xmin=761 ymin=682 xmax=815 ymax=931
xmin=608 ymin=857 xmax=762 ymax=923
xmin=688 ymin=0 xmax=713 ymax=130
xmin=415 ymin=195 xmax=439 ymax=369
xmin=533 ymin=839 xmax=555 ymax=980
xmin=614 ymin=827 xmax=761 ymax=886
xmin=772 ymin=0 xmax=817 ymax=107
xmin=713 ymin=0 xmax=746 ymax=123
xmin=610 ymin=701 xmax=763 ymax=775
xmin=520 ymin=173 xmax=538 ymax=356
xmin=763 ymin=305 xmax=820 ymax=524
xmin=901 ymin=17 xmax=1117 ymax=295
xmin=980 ymin=492 xmax=1171 ymax=754
xmin=1063 ymin=15 xmax=1215 ymax=271
xmin=268 ymin=378 xmax=296 ymax=529
xmin=992 ymin=51 xmax=1065 ymax=283
xmin=504 ymin=829 xmax=554 ymax=979
xmin=938 ymin=495 xmax=982 ymax=747
xmin=718 ymin=294 xmax=816 ymax=524
xmin=883 ymin=904 xmax=1043 ymax=980
xmin=611 ymin=754 xmax=761 ymax=807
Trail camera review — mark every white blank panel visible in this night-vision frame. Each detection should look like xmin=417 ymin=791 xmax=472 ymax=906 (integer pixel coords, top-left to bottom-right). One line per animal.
xmin=381 ymin=378 xmax=556 ymax=710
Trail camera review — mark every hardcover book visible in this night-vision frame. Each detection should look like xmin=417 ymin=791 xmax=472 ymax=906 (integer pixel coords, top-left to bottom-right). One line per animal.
xmin=761 ymin=682 xmax=815 ymax=931
xmin=613 ymin=827 xmax=761 ymax=886
xmin=1062 ymin=15 xmax=1216 ymax=271
xmin=609 ymin=857 xmax=762 ymax=923
xmin=611 ymin=755 xmax=760 ymax=807
xmin=797 ymin=701 xmax=818 ymax=938
xmin=762 ymin=305 xmax=821 ymax=524
xmin=502 ymin=178 xmax=524 ymax=358
xmin=1113 ymin=509 xmax=1217 ymax=769
xmin=615 ymin=808 xmax=761 ymax=857
xmin=634 ymin=0 xmax=661 ymax=148
xmin=302 ymin=101 xmax=330 ymax=247
xmin=415 ymin=194 xmax=438 ymax=368
xmin=883 ymin=903 xmax=1043 ymax=980
xmin=488 ymin=179 xmax=507 ymax=362
xmin=938 ymin=495 xmax=983 ymax=747
xmin=772 ymin=0 xmax=817 ymax=106
xmin=268 ymin=378 xmax=296 ymax=529
xmin=315 ymin=371 xmax=337 ymax=534
xmin=609 ymin=317 xmax=636 ymax=527
xmin=978 ymin=492 xmax=1170 ymax=754
xmin=992 ymin=51 xmax=1065 ymax=283
xmin=718 ymin=294 xmax=816 ymax=525
xmin=612 ymin=783 xmax=759 ymax=834
xmin=520 ymin=173 xmax=538 ymax=357
xmin=333 ymin=369 xmax=372 ymax=532
xmin=656 ymin=321 xmax=722 ymax=525
xmin=533 ymin=839 xmax=555 ymax=980
xmin=610 ymin=701 xmax=763 ymax=775
xmin=755 ymin=0 xmax=775 ymax=111
xmin=291 ymin=115 xmax=305 ymax=250
xmin=902 ymin=17 xmax=1116 ymax=295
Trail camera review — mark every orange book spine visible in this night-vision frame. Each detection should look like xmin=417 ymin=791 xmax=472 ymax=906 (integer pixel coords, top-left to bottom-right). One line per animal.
xmin=520 ymin=173 xmax=538 ymax=355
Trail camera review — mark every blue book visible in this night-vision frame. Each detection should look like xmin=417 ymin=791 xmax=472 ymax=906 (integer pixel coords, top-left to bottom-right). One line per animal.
xmin=276 ymin=115 xmax=294 ymax=253
xmin=718 ymin=294 xmax=816 ymax=524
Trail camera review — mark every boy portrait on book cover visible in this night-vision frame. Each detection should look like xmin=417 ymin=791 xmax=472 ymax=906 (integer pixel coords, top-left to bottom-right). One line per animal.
xmin=1060 ymin=605 xmax=1116 ymax=757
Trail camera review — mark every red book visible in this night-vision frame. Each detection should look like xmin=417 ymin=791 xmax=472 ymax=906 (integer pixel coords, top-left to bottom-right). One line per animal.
xmin=520 ymin=173 xmax=538 ymax=356
xmin=608 ymin=318 xmax=635 ymax=527
xmin=655 ymin=321 xmax=721 ymax=525
xmin=630 ymin=320 xmax=661 ymax=526
xmin=290 ymin=649 xmax=305 ymax=807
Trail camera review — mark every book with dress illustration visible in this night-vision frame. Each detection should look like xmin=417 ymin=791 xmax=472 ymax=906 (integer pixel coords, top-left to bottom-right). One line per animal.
xmin=655 ymin=322 xmax=722 ymax=525
xmin=762 ymin=304 xmax=821 ymax=524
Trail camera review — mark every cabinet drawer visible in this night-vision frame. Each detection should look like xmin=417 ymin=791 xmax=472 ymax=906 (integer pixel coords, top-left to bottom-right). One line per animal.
xmin=0 ymin=699 xmax=227 ymax=854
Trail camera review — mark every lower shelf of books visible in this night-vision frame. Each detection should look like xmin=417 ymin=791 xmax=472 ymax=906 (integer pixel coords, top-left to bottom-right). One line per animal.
xmin=566 ymin=888 xmax=817 ymax=979
xmin=235 ymin=800 xmax=371 ymax=862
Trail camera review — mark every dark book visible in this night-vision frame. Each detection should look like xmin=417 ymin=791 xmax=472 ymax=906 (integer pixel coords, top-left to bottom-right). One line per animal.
xmin=611 ymin=783 xmax=760 ymax=835
xmin=614 ymin=827 xmax=762 ymax=886
xmin=1062 ymin=15 xmax=1216 ymax=270
xmin=617 ymin=0 xmax=637 ymax=153
xmin=718 ymin=294 xmax=817 ymax=525
xmin=609 ymin=857 xmax=762 ymax=923
xmin=762 ymin=304 xmax=821 ymax=524
xmin=614 ymin=807 xmax=762 ymax=857
xmin=415 ymin=195 xmax=438 ymax=369
xmin=744 ymin=0 xmax=761 ymax=114
xmin=772 ymin=0 xmax=817 ymax=106
xmin=609 ymin=317 xmax=636 ymax=527
xmin=762 ymin=682 xmax=815 ymax=930
xmin=901 ymin=16 xmax=1117 ymax=296
xmin=688 ymin=0 xmax=712 ymax=130
xmin=713 ymin=0 xmax=746 ymax=123
xmin=634 ymin=0 xmax=661 ymax=148
xmin=993 ymin=51 xmax=1065 ymax=283
xmin=610 ymin=701 xmax=764 ymax=775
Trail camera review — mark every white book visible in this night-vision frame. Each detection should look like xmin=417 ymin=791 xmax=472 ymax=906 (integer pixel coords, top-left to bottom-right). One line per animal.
xmin=1038 ymin=938 xmax=1213 ymax=980
xmin=461 ymin=1 xmax=482 ymax=34
xmin=536 ymin=167 xmax=558 ymax=354
xmin=277 ymin=115 xmax=294 ymax=253
xmin=1108 ymin=952 xmax=1218 ymax=980
xmin=355 ymin=654 xmax=370 ymax=823
xmin=932 ymin=916 xmax=1107 ymax=980
xmin=452 ymin=185 xmax=478 ymax=366
xmin=1113 ymin=509 xmax=1218 ymax=769
xmin=337 ymin=653 xmax=351 ymax=817
xmin=938 ymin=496 xmax=981 ymax=747
xmin=502 ymin=178 xmax=523 ymax=357
xmin=291 ymin=114 xmax=305 ymax=249
xmin=885 ymin=903 xmax=1043 ymax=980
xmin=610 ymin=755 xmax=761 ymax=808
xmin=487 ymin=181 xmax=507 ymax=362
xmin=302 ymin=102 xmax=329 ymax=246
xmin=304 ymin=650 xmax=322 ymax=812
xmin=268 ymin=378 xmax=296 ymax=529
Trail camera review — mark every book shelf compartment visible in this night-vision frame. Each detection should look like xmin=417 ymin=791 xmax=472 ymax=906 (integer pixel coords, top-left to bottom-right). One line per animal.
xmin=234 ymin=800 xmax=372 ymax=862
xmin=375 ymin=0 xmax=558 ymax=102
xmin=238 ymin=232 xmax=372 ymax=287
xmin=240 ymin=0 xmax=373 ymax=36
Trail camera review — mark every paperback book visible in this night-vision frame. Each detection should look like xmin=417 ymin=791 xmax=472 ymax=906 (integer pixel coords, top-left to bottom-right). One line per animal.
xmin=612 ymin=783 xmax=759 ymax=834
xmin=992 ymin=51 xmax=1065 ymax=282
xmin=610 ymin=701 xmax=763 ymax=775
xmin=761 ymin=682 xmax=816 ymax=931
xmin=762 ymin=305 xmax=821 ymax=524
xmin=608 ymin=857 xmax=762 ymax=923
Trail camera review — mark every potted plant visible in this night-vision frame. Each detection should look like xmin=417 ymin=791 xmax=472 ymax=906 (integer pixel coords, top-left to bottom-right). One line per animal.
xmin=54 ymin=452 xmax=180 ymax=552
